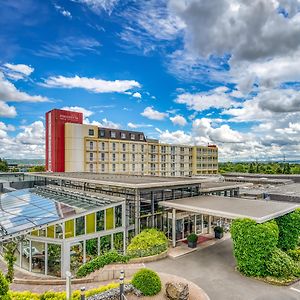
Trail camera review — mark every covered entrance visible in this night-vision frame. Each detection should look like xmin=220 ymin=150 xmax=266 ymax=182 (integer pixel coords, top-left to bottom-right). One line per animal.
xmin=160 ymin=195 xmax=299 ymax=247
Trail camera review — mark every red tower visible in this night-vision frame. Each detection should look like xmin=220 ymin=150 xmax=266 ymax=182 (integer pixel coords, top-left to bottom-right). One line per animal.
xmin=45 ymin=109 xmax=83 ymax=172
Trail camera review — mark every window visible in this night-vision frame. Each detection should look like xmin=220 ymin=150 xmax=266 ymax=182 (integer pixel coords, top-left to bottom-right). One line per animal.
xmin=101 ymin=164 xmax=105 ymax=172
xmin=132 ymin=154 xmax=135 ymax=161
xmin=76 ymin=216 xmax=85 ymax=236
xmin=89 ymin=152 xmax=93 ymax=161
xmin=139 ymin=134 xmax=144 ymax=141
xmin=89 ymin=129 xmax=94 ymax=136
xmin=130 ymin=133 xmax=135 ymax=140
xmin=132 ymin=144 xmax=135 ymax=152
xmin=121 ymin=132 xmax=126 ymax=139
xmin=112 ymin=153 xmax=116 ymax=161
xmin=89 ymin=163 xmax=93 ymax=172
xmin=141 ymin=145 xmax=144 ymax=152
xmin=112 ymin=142 xmax=116 ymax=151
xmin=101 ymin=142 xmax=105 ymax=150
xmin=89 ymin=141 xmax=93 ymax=150
xmin=99 ymin=130 xmax=105 ymax=137
xmin=111 ymin=131 xmax=116 ymax=138
xmin=132 ymin=164 xmax=135 ymax=171
xmin=122 ymin=153 xmax=126 ymax=161
xmin=96 ymin=210 xmax=105 ymax=231
xmin=141 ymin=154 xmax=144 ymax=161
xmin=112 ymin=164 xmax=116 ymax=172
xmin=122 ymin=144 xmax=126 ymax=151
xmin=141 ymin=164 xmax=144 ymax=171
xmin=115 ymin=205 xmax=122 ymax=228
xmin=123 ymin=164 xmax=126 ymax=171
xmin=101 ymin=153 xmax=105 ymax=161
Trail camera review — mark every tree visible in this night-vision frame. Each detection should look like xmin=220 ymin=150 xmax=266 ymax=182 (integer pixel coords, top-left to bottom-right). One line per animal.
xmin=4 ymin=242 xmax=17 ymax=283
xmin=28 ymin=165 xmax=45 ymax=172
xmin=0 ymin=158 xmax=9 ymax=172
xmin=248 ymin=163 xmax=255 ymax=173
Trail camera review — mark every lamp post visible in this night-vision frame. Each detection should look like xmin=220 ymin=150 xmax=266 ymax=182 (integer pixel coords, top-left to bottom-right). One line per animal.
xmin=119 ymin=270 xmax=125 ymax=300
xmin=80 ymin=287 xmax=86 ymax=300
xmin=66 ymin=271 xmax=72 ymax=300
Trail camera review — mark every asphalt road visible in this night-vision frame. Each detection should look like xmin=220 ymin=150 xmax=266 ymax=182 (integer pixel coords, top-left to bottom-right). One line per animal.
xmin=146 ymin=239 xmax=300 ymax=300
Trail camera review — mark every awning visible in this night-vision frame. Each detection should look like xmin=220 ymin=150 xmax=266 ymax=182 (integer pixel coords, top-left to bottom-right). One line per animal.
xmin=159 ymin=195 xmax=299 ymax=223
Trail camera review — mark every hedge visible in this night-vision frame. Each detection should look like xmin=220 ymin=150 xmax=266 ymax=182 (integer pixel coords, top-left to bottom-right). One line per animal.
xmin=266 ymin=248 xmax=298 ymax=278
xmin=287 ymin=248 xmax=300 ymax=261
xmin=276 ymin=209 xmax=300 ymax=251
xmin=0 ymin=271 xmax=9 ymax=297
xmin=231 ymin=218 xmax=279 ymax=277
xmin=76 ymin=250 xmax=128 ymax=278
xmin=9 ymin=282 xmax=122 ymax=300
xmin=132 ymin=268 xmax=161 ymax=296
xmin=127 ymin=228 xmax=168 ymax=258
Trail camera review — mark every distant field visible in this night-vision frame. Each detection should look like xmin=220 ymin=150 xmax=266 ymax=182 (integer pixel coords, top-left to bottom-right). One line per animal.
xmin=5 ymin=159 xmax=45 ymax=166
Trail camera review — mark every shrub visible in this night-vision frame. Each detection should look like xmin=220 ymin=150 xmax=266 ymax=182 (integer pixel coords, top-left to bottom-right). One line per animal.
xmin=132 ymin=268 xmax=161 ymax=296
xmin=187 ymin=233 xmax=198 ymax=243
xmin=231 ymin=218 xmax=279 ymax=277
xmin=4 ymin=242 xmax=17 ymax=283
xmin=127 ymin=228 xmax=168 ymax=258
xmin=10 ymin=291 xmax=40 ymax=300
xmin=76 ymin=250 xmax=129 ymax=278
xmin=276 ymin=209 xmax=300 ymax=251
xmin=266 ymin=248 xmax=298 ymax=278
xmin=0 ymin=270 xmax=9 ymax=297
xmin=214 ymin=226 xmax=224 ymax=234
xmin=287 ymin=248 xmax=300 ymax=261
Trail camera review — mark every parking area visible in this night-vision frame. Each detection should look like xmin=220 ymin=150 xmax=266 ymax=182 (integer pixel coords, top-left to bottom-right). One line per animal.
xmin=146 ymin=238 xmax=300 ymax=300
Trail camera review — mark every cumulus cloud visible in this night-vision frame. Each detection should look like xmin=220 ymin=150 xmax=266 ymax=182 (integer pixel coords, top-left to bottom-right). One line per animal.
xmin=158 ymin=129 xmax=192 ymax=145
xmin=61 ymin=106 xmax=93 ymax=118
xmin=132 ymin=92 xmax=142 ymax=99
xmin=0 ymin=72 xmax=49 ymax=103
xmin=0 ymin=101 xmax=17 ymax=117
xmin=42 ymin=75 xmax=141 ymax=94
xmin=2 ymin=63 xmax=34 ymax=80
xmin=127 ymin=122 xmax=153 ymax=129
xmin=141 ymin=106 xmax=168 ymax=120
xmin=17 ymin=121 xmax=45 ymax=145
xmin=170 ymin=115 xmax=187 ymax=126
xmin=175 ymin=86 xmax=237 ymax=111
xmin=85 ymin=117 xmax=120 ymax=129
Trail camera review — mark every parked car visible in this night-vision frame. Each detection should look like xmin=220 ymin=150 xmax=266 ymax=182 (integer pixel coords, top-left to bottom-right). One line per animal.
xmin=23 ymin=246 xmax=40 ymax=258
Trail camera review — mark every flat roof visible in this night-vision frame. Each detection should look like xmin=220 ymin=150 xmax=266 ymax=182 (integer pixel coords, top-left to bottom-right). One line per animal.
xmin=200 ymin=181 xmax=251 ymax=192
xmin=30 ymin=172 xmax=212 ymax=189
xmin=159 ymin=195 xmax=299 ymax=223
xmin=241 ymin=183 xmax=300 ymax=197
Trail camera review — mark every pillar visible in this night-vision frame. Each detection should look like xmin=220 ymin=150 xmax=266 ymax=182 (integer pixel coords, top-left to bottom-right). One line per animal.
xmin=208 ymin=215 xmax=212 ymax=234
xmin=172 ymin=208 xmax=176 ymax=248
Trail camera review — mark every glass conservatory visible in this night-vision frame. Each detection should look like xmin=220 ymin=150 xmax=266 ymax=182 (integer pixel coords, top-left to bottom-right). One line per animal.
xmin=0 ymin=187 xmax=125 ymax=277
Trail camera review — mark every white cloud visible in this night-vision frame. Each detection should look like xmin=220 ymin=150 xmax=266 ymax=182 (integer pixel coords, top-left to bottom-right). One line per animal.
xmin=170 ymin=115 xmax=187 ymax=126
xmin=158 ymin=129 xmax=192 ymax=145
xmin=76 ymin=0 xmax=120 ymax=14
xmin=0 ymin=72 xmax=50 ymax=103
xmin=61 ymin=106 xmax=93 ymax=118
xmin=132 ymin=92 xmax=142 ymax=99
xmin=0 ymin=101 xmax=17 ymax=117
xmin=42 ymin=75 xmax=141 ymax=94
xmin=175 ymin=86 xmax=237 ymax=112
xmin=127 ymin=122 xmax=153 ymax=129
xmin=54 ymin=4 xmax=72 ymax=18
xmin=17 ymin=121 xmax=45 ymax=145
xmin=2 ymin=63 xmax=34 ymax=80
xmin=84 ymin=117 xmax=120 ymax=129
xmin=141 ymin=106 xmax=168 ymax=120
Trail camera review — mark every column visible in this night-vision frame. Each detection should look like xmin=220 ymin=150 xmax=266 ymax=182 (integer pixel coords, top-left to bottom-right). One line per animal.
xmin=172 ymin=208 xmax=176 ymax=248
xmin=208 ymin=215 xmax=212 ymax=234
xmin=201 ymin=214 xmax=204 ymax=233
xmin=134 ymin=189 xmax=140 ymax=234
xmin=151 ymin=192 xmax=155 ymax=227
xmin=61 ymin=241 xmax=70 ymax=278
xmin=122 ymin=202 xmax=127 ymax=254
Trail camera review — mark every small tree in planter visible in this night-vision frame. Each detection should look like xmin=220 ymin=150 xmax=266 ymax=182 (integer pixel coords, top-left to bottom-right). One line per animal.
xmin=187 ymin=233 xmax=198 ymax=248
xmin=214 ymin=226 xmax=224 ymax=239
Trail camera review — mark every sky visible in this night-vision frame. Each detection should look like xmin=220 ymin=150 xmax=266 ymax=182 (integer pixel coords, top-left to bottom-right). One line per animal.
xmin=1 ymin=0 xmax=300 ymax=162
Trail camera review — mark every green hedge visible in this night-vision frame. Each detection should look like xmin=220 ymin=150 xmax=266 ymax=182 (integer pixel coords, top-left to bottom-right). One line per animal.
xmin=132 ymin=268 xmax=161 ymax=296
xmin=0 ymin=270 xmax=10 ymax=299
xmin=9 ymin=282 xmax=122 ymax=300
xmin=276 ymin=209 xmax=300 ymax=251
xmin=231 ymin=218 xmax=279 ymax=277
xmin=287 ymin=248 xmax=300 ymax=261
xmin=266 ymin=248 xmax=298 ymax=278
xmin=127 ymin=228 xmax=168 ymax=258
xmin=76 ymin=250 xmax=128 ymax=278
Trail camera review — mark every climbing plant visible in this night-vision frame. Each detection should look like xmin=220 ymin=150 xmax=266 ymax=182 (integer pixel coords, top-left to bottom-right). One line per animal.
xmin=4 ymin=242 xmax=17 ymax=283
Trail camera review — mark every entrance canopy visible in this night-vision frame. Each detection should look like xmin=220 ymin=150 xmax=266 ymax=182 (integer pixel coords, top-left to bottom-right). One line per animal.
xmin=159 ymin=195 xmax=299 ymax=223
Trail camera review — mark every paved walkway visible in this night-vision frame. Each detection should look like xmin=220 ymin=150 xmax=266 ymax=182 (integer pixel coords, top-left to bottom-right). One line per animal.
xmin=147 ymin=238 xmax=300 ymax=300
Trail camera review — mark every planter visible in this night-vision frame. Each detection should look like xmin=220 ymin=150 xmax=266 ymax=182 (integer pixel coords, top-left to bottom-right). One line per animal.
xmin=215 ymin=231 xmax=223 ymax=239
xmin=188 ymin=241 xmax=197 ymax=248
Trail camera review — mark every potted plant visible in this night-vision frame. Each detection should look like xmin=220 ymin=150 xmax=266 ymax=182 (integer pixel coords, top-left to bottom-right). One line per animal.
xmin=187 ymin=233 xmax=198 ymax=248
xmin=214 ymin=226 xmax=224 ymax=239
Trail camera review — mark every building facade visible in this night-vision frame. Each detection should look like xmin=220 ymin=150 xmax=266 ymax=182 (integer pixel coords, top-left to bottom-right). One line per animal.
xmin=46 ymin=109 xmax=218 ymax=175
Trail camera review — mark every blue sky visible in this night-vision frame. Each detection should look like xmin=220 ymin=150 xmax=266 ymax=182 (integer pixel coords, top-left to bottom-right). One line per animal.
xmin=1 ymin=0 xmax=300 ymax=161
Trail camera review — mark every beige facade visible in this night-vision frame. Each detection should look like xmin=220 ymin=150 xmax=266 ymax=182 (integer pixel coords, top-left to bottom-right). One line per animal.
xmin=65 ymin=123 xmax=218 ymax=176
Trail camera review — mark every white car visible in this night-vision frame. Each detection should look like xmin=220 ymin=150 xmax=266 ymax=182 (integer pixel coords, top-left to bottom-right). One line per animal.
xmin=23 ymin=247 xmax=40 ymax=258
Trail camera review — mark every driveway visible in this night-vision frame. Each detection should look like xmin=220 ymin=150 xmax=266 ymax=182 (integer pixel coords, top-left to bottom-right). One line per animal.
xmin=146 ymin=239 xmax=300 ymax=300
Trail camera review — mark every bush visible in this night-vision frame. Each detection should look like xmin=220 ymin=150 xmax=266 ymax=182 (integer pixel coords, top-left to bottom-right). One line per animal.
xmin=76 ymin=250 xmax=128 ymax=278
xmin=214 ymin=226 xmax=224 ymax=234
xmin=127 ymin=228 xmax=168 ymax=258
xmin=287 ymin=248 xmax=300 ymax=261
xmin=10 ymin=291 xmax=40 ymax=300
xmin=132 ymin=268 xmax=161 ymax=296
xmin=231 ymin=218 xmax=279 ymax=277
xmin=0 ymin=270 xmax=9 ymax=297
xmin=266 ymin=248 xmax=298 ymax=278
xmin=276 ymin=209 xmax=300 ymax=251
xmin=187 ymin=233 xmax=198 ymax=243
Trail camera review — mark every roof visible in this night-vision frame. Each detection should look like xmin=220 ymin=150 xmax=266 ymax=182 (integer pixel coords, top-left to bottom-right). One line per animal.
xmin=159 ymin=195 xmax=299 ymax=223
xmin=0 ymin=187 xmax=124 ymax=241
xmin=200 ymin=181 xmax=251 ymax=192
xmin=30 ymin=172 xmax=211 ymax=189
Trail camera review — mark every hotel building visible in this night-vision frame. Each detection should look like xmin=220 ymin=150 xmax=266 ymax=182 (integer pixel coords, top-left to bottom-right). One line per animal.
xmin=46 ymin=109 xmax=218 ymax=175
